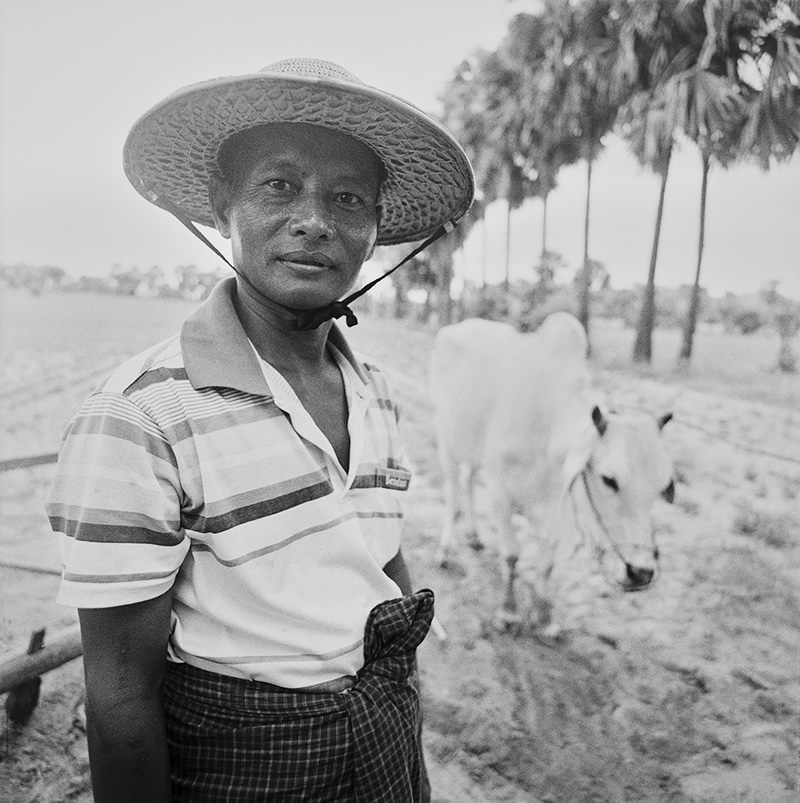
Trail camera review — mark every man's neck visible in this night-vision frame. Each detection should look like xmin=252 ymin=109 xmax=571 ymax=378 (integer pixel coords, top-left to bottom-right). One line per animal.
xmin=233 ymin=280 xmax=333 ymax=373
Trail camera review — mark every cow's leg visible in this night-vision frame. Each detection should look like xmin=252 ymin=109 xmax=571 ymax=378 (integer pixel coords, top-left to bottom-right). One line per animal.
xmin=489 ymin=487 xmax=523 ymax=632
xmin=436 ymin=451 xmax=461 ymax=568
xmin=518 ymin=503 xmax=563 ymax=642
xmin=463 ymin=465 xmax=484 ymax=552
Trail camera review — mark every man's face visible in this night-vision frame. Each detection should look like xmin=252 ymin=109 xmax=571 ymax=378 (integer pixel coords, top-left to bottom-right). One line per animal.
xmin=210 ymin=123 xmax=382 ymax=311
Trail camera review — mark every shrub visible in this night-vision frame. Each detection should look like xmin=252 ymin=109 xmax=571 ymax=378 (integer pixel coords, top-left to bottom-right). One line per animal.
xmin=733 ymin=309 xmax=765 ymax=335
xmin=732 ymin=506 xmax=796 ymax=549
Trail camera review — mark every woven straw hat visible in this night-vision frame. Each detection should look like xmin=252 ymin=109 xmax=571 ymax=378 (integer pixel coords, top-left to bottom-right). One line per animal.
xmin=123 ymin=58 xmax=474 ymax=246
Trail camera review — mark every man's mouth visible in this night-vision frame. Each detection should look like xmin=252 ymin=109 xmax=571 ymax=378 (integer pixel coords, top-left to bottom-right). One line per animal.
xmin=278 ymin=251 xmax=335 ymax=270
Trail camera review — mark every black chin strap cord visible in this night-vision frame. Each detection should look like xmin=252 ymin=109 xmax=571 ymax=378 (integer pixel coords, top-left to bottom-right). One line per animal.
xmin=151 ymin=193 xmax=455 ymax=331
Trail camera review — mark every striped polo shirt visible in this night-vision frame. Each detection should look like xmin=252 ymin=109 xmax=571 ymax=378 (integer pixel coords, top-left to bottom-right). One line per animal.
xmin=46 ymin=278 xmax=412 ymax=688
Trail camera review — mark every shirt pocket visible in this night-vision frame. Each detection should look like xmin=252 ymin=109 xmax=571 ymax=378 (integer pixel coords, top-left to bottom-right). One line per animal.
xmin=377 ymin=465 xmax=412 ymax=491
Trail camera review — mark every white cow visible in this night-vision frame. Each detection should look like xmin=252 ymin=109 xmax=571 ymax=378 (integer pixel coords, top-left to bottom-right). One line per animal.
xmin=430 ymin=313 xmax=675 ymax=638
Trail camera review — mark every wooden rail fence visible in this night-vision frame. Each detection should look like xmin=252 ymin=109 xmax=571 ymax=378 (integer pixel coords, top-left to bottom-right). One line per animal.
xmin=1 ymin=448 xmax=82 ymax=723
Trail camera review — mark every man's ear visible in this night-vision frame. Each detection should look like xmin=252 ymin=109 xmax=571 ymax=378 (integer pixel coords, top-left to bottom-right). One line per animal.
xmin=208 ymin=174 xmax=233 ymax=239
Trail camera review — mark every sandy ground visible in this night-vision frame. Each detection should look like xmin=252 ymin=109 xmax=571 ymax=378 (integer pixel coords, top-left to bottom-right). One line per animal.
xmin=1 ymin=311 xmax=798 ymax=802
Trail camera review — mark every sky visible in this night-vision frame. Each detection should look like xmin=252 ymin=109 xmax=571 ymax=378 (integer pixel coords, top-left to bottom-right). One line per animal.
xmin=1 ymin=0 xmax=798 ymax=300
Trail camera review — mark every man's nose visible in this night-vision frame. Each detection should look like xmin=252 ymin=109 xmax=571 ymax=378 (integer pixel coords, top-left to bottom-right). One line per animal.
xmin=289 ymin=196 xmax=335 ymax=240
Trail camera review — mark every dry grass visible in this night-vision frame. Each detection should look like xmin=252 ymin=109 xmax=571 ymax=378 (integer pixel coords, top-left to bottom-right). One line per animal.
xmin=732 ymin=505 xmax=799 ymax=550
xmin=589 ymin=321 xmax=798 ymax=411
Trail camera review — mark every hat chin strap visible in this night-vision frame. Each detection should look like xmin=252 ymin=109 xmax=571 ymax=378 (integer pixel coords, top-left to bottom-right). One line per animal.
xmin=152 ymin=193 xmax=455 ymax=331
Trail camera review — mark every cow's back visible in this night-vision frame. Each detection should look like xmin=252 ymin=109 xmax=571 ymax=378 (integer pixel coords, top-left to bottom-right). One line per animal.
xmin=430 ymin=319 xmax=518 ymax=465
xmin=486 ymin=312 xmax=593 ymax=463
xmin=535 ymin=311 xmax=589 ymax=364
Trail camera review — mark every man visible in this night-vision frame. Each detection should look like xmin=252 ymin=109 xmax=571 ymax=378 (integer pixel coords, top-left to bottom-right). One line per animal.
xmin=46 ymin=58 xmax=473 ymax=801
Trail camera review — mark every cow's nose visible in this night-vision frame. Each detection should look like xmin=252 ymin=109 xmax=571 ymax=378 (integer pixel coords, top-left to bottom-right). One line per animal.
xmin=625 ymin=563 xmax=654 ymax=589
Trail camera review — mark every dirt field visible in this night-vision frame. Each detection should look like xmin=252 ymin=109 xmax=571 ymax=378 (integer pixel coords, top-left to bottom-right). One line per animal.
xmin=1 ymin=291 xmax=798 ymax=802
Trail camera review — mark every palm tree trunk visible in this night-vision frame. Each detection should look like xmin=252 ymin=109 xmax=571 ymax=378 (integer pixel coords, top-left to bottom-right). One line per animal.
xmin=633 ymin=150 xmax=672 ymax=363
xmin=679 ymin=151 xmax=709 ymax=364
xmin=503 ymin=199 xmax=512 ymax=291
xmin=579 ymin=156 xmax=594 ymax=336
xmin=478 ymin=216 xmax=488 ymax=308
xmin=481 ymin=216 xmax=488 ymax=288
xmin=438 ymin=254 xmax=454 ymax=326
xmin=541 ymin=193 xmax=549 ymax=261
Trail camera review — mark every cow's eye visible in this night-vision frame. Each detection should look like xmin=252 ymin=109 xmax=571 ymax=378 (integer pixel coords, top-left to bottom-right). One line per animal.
xmin=601 ymin=475 xmax=619 ymax=492
xmin=661 ymin=479 xmax=675 ymax=503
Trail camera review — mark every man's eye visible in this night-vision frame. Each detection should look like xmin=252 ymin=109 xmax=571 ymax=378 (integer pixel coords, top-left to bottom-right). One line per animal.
xmin=337 ymin=192 xmax=363 ymax=206
xmin=266 ymin=179 xmax=291 ymax=191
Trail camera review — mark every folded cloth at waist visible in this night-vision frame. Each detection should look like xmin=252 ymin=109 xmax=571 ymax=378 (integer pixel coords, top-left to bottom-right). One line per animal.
xmin=173 ymin=663 xmax=358 ymax=694
xmin=162 ymin=589 xmax=434 ymax=802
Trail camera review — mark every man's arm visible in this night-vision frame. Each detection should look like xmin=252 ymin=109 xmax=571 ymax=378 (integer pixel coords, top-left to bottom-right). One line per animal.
xmin=78 ymin=589 xmax=174 ymax=803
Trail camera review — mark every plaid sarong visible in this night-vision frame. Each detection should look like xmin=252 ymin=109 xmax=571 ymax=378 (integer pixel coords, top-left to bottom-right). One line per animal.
xmin=162 ymin=590 xmax=434 ymax=802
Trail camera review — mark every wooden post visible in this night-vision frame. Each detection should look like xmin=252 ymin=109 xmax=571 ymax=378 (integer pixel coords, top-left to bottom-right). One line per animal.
xmin=4 ymin=630 xmax=46 ymax=724
xmin=0 ymin=626 xmax=83 ymax=695
xmin=0 ymin=452 xmax=59 ymax=472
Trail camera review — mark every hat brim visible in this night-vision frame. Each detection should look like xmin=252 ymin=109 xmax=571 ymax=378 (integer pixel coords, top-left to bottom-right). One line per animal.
xmin=123 ymin=72 xmax=474 ymax=246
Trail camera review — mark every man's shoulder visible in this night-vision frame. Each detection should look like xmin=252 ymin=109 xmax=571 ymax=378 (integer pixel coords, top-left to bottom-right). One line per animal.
xmin=98 ymin=333 xmax=185 ymax=396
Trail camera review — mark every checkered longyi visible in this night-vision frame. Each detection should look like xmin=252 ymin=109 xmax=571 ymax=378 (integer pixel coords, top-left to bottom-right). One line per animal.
xmin=162 ymin=590 xmax=434 ymax=802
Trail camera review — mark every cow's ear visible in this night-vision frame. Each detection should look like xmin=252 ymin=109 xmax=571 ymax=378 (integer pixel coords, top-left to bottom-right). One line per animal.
xmin=592 ymin=406 xmax=607 ymax=436
xmin=658 ymin=412 xmax=673 ymax=430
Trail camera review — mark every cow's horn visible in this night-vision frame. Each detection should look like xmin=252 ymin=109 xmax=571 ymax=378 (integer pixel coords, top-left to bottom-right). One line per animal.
xmin=592 ymin=406 xmax=607 ymax=436
xmin=658 ymin=412 xmax=673 ymax=430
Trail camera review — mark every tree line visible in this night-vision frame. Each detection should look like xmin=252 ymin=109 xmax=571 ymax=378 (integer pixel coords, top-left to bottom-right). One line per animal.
xmin=422 ymin=0 xmax=799 ymax=366
xmin=0 ymin=263 xmax=230 ymax=302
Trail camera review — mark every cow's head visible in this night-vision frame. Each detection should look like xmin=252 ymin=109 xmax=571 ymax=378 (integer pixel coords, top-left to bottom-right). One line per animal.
xmin=576 ymin=406 xmax=674 ymax=591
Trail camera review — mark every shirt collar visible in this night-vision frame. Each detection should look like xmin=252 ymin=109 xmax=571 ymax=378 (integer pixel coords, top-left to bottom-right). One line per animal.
xmin=181 ymin=277 xmax=368 ymax=394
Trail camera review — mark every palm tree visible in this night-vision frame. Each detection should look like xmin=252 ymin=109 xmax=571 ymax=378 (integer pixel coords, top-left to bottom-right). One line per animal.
xmin=736 ymin=1 xmax=800 ymax=168
xmin=440 ymin=50 xmax=535 ymax=294
xmin=493 ymin=14 xmax=561 ymax=288
xmin=499 ymin=7 xmax=588 ymax=292
xmin=438 ymin=56 xmax=496 ymax=300
xmin=667 ymin=67 xmax=744 ymax=363
xmin=611 ymin=0 xmax=712 ymax=362
xmin=619 ymin=86 xmax=679 ymax=363
xmin=556 ymin=0 xmax=621 ymax=337
xmin=677 ymin=0 xmax=799 ymax=362
xmin=612 ymin=0 xmax=798 ymax=364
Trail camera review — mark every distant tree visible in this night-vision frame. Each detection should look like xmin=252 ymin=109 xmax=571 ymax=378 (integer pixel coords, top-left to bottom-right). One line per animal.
xmin=734 ymin=308 xmax=766 ymax=334
xmin=534 ymin=249 xmax=568 ymax=288
xmin=678 ymin=0 xmax=800 ymax=363
xmin=673 ymin=67 xmax=744 ymax=363
xmin=384 ymin=249 xmax=437 ymax=321
xmin=572 ymin=257 xmax=609 ymax=294
xmin=0 ymin=263 xmax=62 ymax=292
xmin=736 ymin=0 xmax=800 ymax=168
xmin=440 ymin=52 xmax=528 ymax=291
xmin=440 ymin=11 xmax=583 ymax=299
xmin=762 ymin=279 xmax=800 ymax=372
xmin=547 ymin=0 xmax=621 ymax=337
xmin=144 ymin=265 xmax=166 ymax=297
xmin=70 ymin=275 xmax=113 ymax=294
xmin=774 ymin=309 xmax=799 ymax=372
xmin=612 ymin=0 xmax=700 ymax=363
xmin=176 ymin=264 xmax=200 ymax=298
xmin=595 ymin=286 xmax=640 ymax=326
xmin=111 ymin=264 xmax=143 ymax=296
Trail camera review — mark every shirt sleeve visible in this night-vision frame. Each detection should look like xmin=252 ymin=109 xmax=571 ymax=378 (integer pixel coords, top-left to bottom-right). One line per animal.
xmin=46 ymin=390 xmax=189 ymax=608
